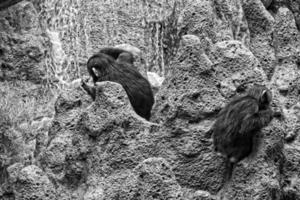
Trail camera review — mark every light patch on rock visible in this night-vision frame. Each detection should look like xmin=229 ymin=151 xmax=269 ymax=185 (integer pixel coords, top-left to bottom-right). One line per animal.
xmin=84 ymin=185 xmax=104 ymax=200
xmin=293 ymin=103 xmax=300 ymax=120
xmin=114 ymin=43 xmax=141 ymax=56
xmin=147 ymin=71 xmax=165 ymax=88
xmin=46 ymin=29 xmax=66 ymax=68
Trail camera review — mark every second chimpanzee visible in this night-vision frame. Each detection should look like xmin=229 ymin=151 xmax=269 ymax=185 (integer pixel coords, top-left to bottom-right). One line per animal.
xmin=212 ymin=84 xmax=273 ymax=179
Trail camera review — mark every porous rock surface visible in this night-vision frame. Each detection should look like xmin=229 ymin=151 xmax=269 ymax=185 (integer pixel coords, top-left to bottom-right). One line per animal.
xmin=0 ymin=0 xmax=47 ymax=83
xmin=0 ymin=0 xmax=300 ymax=200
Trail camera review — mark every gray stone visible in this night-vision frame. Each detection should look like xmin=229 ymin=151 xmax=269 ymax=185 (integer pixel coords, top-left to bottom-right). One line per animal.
xmin=14 ymin=165 xmax=56 ymax=200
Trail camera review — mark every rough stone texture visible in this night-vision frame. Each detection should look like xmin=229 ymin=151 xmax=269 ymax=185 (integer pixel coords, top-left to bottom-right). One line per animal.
xmin=0 ymin=122 xmax=38 ymax=199
xmin=286 ymin=0 xmax=300 ymax=31
xmin=213 ymin=0 xmax=250 ymax=45
xmin=13 ymin=165 xmax=56 ymax=200
xmin=243 ymin=0 xmax=276 ymax=79
xmin=131 ymin=157 xmax=183 ymax=199
xmin=270 ymin=6 xmax=300 ymax=145
xmin=210 ymin=40 xmax=267 ymax=98
xmin=101 ymin=158 xmax=184 ymax=200
xmin=249 ymin=34 xmax=276 ymax=80
xmin=0 ymin=0 xmax=300 ymax=200
xmin=0 ymin=1 xmax=47 ymax=83
xmin=181 ymin=0 xmax=218 ymax=46
xmin=34 ymin=80 xmax=225 ymax=198
xmin=273 ymin=7 xmax=300 ymax=60
xmin=152 ymin=34 xmax=223 ymax=125
xmin=282 ymin=143 xmax=300 ymax=199
xmin=243 ymin=0 xmax=275 ymax=36
xmin=38 ymin=82 xmax=165 ymax=198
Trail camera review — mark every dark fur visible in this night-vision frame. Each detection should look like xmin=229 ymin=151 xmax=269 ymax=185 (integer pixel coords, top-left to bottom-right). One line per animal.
xmin=87 ymin=53 xmax=114 ymax=84
xmin=85 ymin=51 xmax=154 ymax=120
xmin=116 ymin=52 xmax=134 ymax=65
xmin=212 ymin=85 xmax=273 ymax=178
xmin=99 ymin=47 xmax=134 ymax=64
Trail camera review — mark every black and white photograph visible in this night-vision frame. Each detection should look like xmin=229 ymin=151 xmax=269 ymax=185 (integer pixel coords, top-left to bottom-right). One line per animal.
xmin=0 ymin=0 xmax=300 ymax=199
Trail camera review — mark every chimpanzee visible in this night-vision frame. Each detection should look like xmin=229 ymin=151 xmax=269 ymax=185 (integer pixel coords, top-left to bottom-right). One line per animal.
xmin=98 ymin=47 xmax=134 ymax=64
xmin=212 ymin=84 xmax=273 ymax=179
xmin=83 ymin=48 xmax=154 ymax=120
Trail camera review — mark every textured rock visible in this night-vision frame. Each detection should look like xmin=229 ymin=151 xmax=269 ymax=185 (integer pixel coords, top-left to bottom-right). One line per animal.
xmin=82 ymin=1 xmax=145 ymax=56
xmin=181 ymin=0 xmax=218 ymax=52
xmin=182 ymin=0 xmax=216 ymax=37
xmin=14 ymin=165 xmax=56 ymax=200
xmin=282 ymin=143 xmax=300 ymax=199
xmin=0 ymin=125 xmax=35 ymax=198
xmin=100 ymin=158 xmax=185 ymax=200
xmin=273 ymin=7 xmax=300 ymax=60
xmin=0 ymin=1 xmax=46 ymax=83
xmin=213 ymin=0 xmax=250 ymax=45
xmin=245 ymin=0 xmax=277 ymax=79
xmin=210 ymin=40 xmax=267 ymax=98
xmin=152 ymin=34 xmax=223 ymax=125
xmin=247 ymin=0 xmax=276 ymax=79
xmin=173 ymin=141 xmax=226 ymax=193
xmin=242 ymin=0 xmax=275 ymax=35
xmin=249 ymin=34 xmax=276 ymax=79
xmin=132 ymin=158 xmax=183 ymax=199
xmin=38 ymin=78 xmax=226 ymax=198
xmin=151 ymin=35 xmax=225 ymax=193
xmin=39 ymin=82 xmax=163 ymax=198
xmin=1 ymin=0 xmax=300 ymax=199
xmin=286 ymin=0 xmax=300 ymax=31
xmin=272 ymin=62 xmax=299 ymax=95
xmin=270 ymin=6 xmax=300 ymax=144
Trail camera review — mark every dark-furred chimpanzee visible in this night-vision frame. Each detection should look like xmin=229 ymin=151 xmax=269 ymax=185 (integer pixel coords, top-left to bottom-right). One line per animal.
xmin=212 ymin=84 xmax=273 ymax=179
xmin=116 ymin=52 xmax=135 ymax=65
xmin=99 ymin=47 xmax=134 ymax=64
xmin=83 ymin=48 xmax=154 ymax=120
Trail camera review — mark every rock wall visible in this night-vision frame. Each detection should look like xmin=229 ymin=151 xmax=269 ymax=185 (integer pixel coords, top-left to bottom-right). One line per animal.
xmin=0 ymin=0 xmax=300 ymax=200
xmin=0 ymin=1 xmax=47 ymax=83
